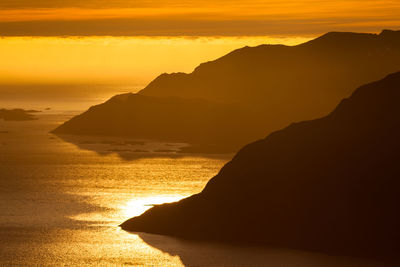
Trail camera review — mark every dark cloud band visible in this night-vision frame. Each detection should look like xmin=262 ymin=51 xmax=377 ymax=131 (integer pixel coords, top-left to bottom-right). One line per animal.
xmin=0 ymin=17 xmax=398 ymax=36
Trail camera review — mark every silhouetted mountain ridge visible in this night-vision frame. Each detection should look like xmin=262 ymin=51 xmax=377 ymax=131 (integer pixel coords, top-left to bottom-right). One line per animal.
xmin=121 ymin=72 xmax=400 ymax=260
xmin=139 ymin=30 xmax=400 ymax=107
xmin=54 ymin=29 xmax=400 ymax=152
xmin=52 ymin=93 xmax=263 ymax=152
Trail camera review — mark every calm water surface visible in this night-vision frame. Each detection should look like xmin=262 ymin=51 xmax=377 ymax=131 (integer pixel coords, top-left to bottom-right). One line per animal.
xmin=0 ymin=111 xmax=393 ymax=266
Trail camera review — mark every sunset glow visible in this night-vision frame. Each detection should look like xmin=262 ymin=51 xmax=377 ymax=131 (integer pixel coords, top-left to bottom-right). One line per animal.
xmin=1 ymin=0 xmax=400 ymax=265
xmin=0 ymin=1 xmax=399 ymax=36
xmin=0 ymin=36 xmax=310 ymax=87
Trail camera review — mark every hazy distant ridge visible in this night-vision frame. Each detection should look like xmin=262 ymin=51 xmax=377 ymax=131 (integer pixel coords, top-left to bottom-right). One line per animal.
xmin=53 ymin=29 xmax=400 ymax=153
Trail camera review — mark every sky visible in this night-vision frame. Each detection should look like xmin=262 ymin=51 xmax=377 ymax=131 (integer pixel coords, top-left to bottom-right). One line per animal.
xmin=0 ymin=0 xmax=399 ymax=36
xmin=0 ymin=0 xmax=399 ymax=108
xmin=0 ymin=36 xmax=309 ymax=86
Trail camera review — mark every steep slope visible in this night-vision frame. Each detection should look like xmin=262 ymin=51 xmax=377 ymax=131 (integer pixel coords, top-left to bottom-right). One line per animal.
xmin=140 ymin=30 xmax=400 ymax=118
xmin=121 ymin=72 xmax=400 ymax=259
xmin=54 ymin=30 xmax=400 ymax=152
xmin=52 ymin=94 xmax=263 ymax=152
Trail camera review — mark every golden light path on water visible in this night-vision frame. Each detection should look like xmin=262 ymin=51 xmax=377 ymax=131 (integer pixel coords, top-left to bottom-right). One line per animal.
xmin=58 ymin=153 xmax=227 ymax=266
xmin=70 ymin=193 xmax=187 ymax=224
xmin=0 ymin=111 xmax=234 ymax=265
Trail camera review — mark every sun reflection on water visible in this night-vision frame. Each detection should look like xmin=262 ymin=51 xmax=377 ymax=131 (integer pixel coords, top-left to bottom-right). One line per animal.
xmin=123 ymin=195 xmax=185 ymax=218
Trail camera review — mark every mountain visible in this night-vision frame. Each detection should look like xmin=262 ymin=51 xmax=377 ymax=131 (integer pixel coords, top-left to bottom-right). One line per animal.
xmin=52 ymin=94 xmax=264 ymax=152
xmin=0 ymin=108 xmax=39 ymax=121
xmin=53 ymin=30 xmax=400 ymax=152
xmin=140 ymin=30 xmax=400 ymax=115
xmin=121 ymin=72 xmax=400 ymax=259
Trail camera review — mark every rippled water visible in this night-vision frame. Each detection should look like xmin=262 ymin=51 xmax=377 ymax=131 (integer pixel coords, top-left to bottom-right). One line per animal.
xmin=0 ymin=112 xmax=392 ymax=266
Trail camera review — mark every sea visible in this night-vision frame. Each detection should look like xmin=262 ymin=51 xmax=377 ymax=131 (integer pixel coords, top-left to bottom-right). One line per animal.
xmin=0 ymin=108 xmax=393 ymax=266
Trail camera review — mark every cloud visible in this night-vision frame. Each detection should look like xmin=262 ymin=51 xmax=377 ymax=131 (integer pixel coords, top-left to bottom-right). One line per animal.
xmin=0 ymin=0 xmax=223 ymax=9
xmin=0 ymin=1 xmax=399 ymax=36
xmin=0 ymin=17 xmax=399 ymax=37
xmin=0 ymin=0 xmax=154 ymax=9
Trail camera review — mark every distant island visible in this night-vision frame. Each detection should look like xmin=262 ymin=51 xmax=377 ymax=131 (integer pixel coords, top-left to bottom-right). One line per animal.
xmin=53 ymin=29 xmax=400 ymax=153
xmin=121 ymin=72 xmax=400 ymax=260
xmin=0 ymin=108 xmax=40 ymax=121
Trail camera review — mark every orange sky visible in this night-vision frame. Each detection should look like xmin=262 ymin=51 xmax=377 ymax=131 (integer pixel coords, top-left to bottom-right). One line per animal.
xmin=0 ymin=0 xmax=399 ymax=36
xmin=1 ymin=0 xmax=399 ymax=101
xmin=0 ymin=36 xmax=310 ymax=87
